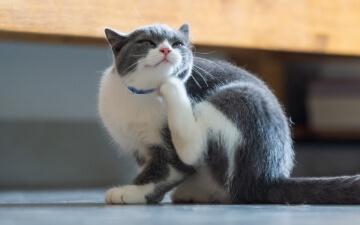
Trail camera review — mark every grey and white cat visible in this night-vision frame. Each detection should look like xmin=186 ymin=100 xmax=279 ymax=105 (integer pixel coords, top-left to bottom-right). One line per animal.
xmin=98 ymin=24 xmax=360 ymax=204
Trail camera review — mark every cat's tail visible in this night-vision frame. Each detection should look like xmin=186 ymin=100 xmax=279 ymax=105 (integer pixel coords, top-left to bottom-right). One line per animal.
xmin=267 ymin=175 xmax=360 ymax=204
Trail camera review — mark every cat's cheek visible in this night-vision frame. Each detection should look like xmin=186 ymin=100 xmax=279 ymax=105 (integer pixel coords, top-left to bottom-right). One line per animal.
xmin=168 ymin=52 xmax=181 ymax=65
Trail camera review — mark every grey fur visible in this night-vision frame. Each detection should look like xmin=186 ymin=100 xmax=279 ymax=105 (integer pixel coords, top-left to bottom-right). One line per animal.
xmin=104 ymin=24 xmax=360 ymax=204
xmin=205 ymin=132 xmax=229 ymax=185
xmin=268 ymin=176 xmax=360 ymax=204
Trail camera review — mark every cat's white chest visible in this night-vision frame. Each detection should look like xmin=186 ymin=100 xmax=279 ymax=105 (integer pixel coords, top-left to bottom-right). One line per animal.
xmin=98 ymin=69 xmax=166 ymax=153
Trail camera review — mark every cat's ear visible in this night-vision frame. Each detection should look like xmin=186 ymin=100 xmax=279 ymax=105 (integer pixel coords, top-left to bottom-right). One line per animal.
xmin=104 ymin=28 xmax=127 ymax=54
xmin=179 ymin=23 xmax=190 ymax=39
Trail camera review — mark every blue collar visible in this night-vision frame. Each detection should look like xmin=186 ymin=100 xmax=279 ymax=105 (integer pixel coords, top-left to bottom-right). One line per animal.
xmin=127 ymin=86 xmax=156 ymax=95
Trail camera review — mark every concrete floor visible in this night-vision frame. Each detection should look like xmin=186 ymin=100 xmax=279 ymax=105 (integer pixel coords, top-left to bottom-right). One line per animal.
xmin=0 ymin=189 xmax=359 ymax=225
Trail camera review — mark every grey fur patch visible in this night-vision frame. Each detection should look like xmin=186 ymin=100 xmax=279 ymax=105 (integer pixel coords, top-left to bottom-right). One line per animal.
xmin=268 ymin=175 xmax=360 ymax=204
xmin=205 ymin=131 xmax=229 ymax=186
xmin=133 ymin=146 xmax=170 ymax=185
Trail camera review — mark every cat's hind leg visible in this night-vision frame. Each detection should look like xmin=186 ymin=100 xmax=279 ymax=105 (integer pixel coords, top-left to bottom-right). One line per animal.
xmin=171 ymin=167 xmax=230 ymax=204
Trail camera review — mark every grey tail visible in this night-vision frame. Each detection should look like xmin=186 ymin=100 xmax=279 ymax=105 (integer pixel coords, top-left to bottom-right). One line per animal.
xmin=267 ymin=175 xmax=360 ymax=204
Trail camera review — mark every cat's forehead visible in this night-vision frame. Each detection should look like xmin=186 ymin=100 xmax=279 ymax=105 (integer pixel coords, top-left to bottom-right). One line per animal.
xmin=130 ymin=24 xmax=185 ymax=42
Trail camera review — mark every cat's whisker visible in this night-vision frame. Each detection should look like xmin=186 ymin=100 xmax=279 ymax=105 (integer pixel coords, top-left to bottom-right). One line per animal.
xmin=193 ymin=64 xmax=223 ymax=84
xmin=193 ymin=65 xmax=214 ymax=78
xmin=193 ymin=50 xmax=217 ymax=55
xmin=192 ymin=59 xmax=223 ymax=80
xmin=121 ymin=58 xmax=146 ymax=74
xmin=190 ymin=74 xmax=202 ymax=89
xmin=129 ymin=54 xmax=147 ymax=58
xmin=194 ymin=56 xmax=222 ymax=68
xmin=178 ymin=53 xmax=223 ymax=85
xmin=192 ymin=67 xmax=209 ymax=87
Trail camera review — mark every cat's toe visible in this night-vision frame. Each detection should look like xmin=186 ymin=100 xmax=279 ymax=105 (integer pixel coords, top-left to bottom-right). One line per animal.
xmin=105 ymin=187 xmax=124 ymax=204
xmin=105 ymin=185 xmax=147 ymax=204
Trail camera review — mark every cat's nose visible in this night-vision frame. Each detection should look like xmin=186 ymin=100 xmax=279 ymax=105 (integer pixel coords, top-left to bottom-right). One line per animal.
xmin=159 ymin=47 xmax=171 ymax=56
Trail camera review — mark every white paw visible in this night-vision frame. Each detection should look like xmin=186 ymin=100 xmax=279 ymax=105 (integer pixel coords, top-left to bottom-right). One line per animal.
xmin=105 ymin=185 xmax=147 ymax=204
xmin=159 ymin=77 xmax=184 ymax=98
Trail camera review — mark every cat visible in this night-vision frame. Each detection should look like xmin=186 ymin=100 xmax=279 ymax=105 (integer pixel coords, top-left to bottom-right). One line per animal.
xmin=98 ymin=24 xmax=360 ymax=204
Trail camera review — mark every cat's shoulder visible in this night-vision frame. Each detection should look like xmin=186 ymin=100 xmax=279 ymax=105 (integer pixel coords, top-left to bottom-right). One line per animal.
xmin=186 ymin=57 xmax=264 ymax=99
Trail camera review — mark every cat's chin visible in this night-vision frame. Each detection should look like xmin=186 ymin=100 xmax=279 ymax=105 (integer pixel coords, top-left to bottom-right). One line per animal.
xmin=144 ymin=62 xmax=175 ymax=74
xmin=124 ymin=62 xmax=180 ymax=90
xmin=126 ymin=73 xmax=171 ymax=91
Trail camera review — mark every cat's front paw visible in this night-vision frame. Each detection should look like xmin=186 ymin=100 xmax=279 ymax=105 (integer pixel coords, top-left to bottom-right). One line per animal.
xmin=105 ymin=185 xmax=147 ymax=204
xmin=159 ymin=77 xmax=185 ymax=98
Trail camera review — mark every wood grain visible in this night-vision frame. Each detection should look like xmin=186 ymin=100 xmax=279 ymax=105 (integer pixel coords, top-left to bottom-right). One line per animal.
xmin=1 ymin=0 xmax=360 ymax=55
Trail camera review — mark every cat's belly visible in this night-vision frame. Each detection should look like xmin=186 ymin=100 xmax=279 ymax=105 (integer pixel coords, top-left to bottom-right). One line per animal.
xmin=99 ymin=70 xmax=166 ymax=154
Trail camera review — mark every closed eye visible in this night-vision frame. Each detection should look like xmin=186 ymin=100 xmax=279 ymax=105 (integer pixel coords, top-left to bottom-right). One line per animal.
xmin=136 ymin=39 xmax=156 ymax=48
xmin=172 ymin=41 xmax=184 ymax=48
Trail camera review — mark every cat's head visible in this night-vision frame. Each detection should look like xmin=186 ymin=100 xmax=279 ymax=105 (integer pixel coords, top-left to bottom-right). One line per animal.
xmin=105 ymin=24 xmax=193 ymax=90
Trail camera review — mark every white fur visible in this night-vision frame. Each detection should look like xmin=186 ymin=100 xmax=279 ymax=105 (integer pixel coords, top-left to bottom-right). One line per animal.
xmin=105 ymin=184 xmax=155 ymax=204
xmin=99 ymin=68 xmax=165 ymax=156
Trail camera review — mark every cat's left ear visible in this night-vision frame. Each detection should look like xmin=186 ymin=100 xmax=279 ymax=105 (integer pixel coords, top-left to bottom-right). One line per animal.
xmin=179 ymin=23 xmax=190 ymax=39
xmin=104 ymin=28 xmax=128 ymax=55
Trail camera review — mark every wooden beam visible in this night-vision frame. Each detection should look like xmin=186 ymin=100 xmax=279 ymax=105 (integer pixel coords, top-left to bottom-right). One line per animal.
xmin=1 ymin=0 xmax=360 ymax=56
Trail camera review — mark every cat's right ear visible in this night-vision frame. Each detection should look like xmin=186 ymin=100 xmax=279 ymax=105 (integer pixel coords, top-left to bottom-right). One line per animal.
xmin=104 ymin=28 xmax=127 ymax=55
xmin=179 ymin=23 xmax=190 ymax=39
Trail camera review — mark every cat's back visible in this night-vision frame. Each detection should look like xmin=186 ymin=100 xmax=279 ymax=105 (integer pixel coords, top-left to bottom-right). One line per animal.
xmin=187 ymin=57 xmax=268 ymax=99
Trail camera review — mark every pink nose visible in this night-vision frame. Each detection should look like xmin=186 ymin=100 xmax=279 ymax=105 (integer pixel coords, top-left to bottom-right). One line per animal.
xmin=159 ymin=47 xmax=171 ymax=55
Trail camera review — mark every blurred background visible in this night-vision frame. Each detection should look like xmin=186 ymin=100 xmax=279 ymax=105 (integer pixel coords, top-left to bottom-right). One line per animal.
xmin=1 ymin=0 xmax=360 ymax=189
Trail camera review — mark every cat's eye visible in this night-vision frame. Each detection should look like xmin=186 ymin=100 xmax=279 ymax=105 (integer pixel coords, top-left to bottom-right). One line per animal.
xmin=172 ymin=41 xmax=184 ymax=48
xmin=136 ymin=39 xmax=156 ymax=48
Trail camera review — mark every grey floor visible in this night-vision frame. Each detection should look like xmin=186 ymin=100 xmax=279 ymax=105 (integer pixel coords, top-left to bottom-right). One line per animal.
xmin=0 ymin=189 xmax=359 ymax=225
